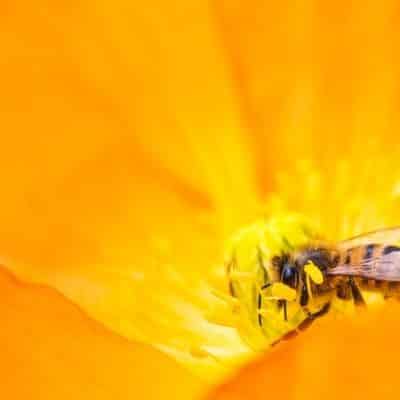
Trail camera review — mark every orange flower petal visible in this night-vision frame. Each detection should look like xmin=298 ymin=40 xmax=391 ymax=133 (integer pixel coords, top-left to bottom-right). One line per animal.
xmin=214 ymin=0 xmax=400 ymax=194
xmin=207 ymin=303 xmax=400 ymax=400
xmin=0 ymin=0 xmax=260 ymax=273
xmin=0 ymin=266 xmax=201 ymax=399
xmin=0 ymin=2 xmax=271 ymax=374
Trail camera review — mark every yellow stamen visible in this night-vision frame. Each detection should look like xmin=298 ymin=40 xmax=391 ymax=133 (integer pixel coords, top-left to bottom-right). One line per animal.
xmin=229 ymin=271 xmax=256 ymax=281
xmin=210 ymin=289 xmax=240 ymax=308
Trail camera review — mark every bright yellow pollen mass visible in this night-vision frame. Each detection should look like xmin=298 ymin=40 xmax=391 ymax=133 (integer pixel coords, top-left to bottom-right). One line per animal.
xmin=304 ymin=261 xmax=324 ymax=285
xmin=269 ymin=282 xmax=297 ymax=302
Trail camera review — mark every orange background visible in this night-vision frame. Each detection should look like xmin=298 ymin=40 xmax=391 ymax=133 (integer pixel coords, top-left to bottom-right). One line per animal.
xmin=2 ymin=1 xmax=400 ymax=399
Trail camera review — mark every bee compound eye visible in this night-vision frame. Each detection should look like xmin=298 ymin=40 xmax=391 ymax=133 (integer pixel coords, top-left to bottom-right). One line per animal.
xmin=281 ymin=265 xmax=298 ymax=288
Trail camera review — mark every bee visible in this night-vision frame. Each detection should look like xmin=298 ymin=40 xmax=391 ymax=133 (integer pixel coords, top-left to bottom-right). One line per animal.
xmin=228 ymin=226 xmax=400 ymax=344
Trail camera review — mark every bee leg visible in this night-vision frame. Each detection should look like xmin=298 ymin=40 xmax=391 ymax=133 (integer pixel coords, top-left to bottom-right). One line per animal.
xmin=272 ymin=329 xmax=299 ymax=345
xmin=313 ymin=301 xmax=331 ymax=317
xmin=275 ymin=302 xmax=332 ymax=345
xmin=283 ymin=300 xmax=288 ymax=321
xmin=257 ymin=283 xmax=272 ymax=326
xmin=336 ymin=281 xmax=352 ymax=300
xmin=349 ymin=278 xmax=366 ymax=307
xmin=298 ymin=302 xmax=331 ymax=331
xmin=257 ymin=292 xmax=263 ymax=326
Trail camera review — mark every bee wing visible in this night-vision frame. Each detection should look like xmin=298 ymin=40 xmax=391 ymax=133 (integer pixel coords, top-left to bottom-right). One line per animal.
xmin=337 ymin=226 xmax=400 ymax=249
xmin=326 ymin=256 xmax=400 ymax=281
xmin=327 ymin=226 xmax=400 ymax=281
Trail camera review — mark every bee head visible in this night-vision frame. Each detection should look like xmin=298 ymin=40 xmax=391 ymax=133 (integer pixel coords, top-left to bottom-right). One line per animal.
xmin=281 ymin=262 xmax=300 ymax=289
xmin=272 ymin=254 xmax=300 ymax=290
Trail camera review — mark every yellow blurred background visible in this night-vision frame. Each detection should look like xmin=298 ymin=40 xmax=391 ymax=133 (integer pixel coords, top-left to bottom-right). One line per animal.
xmin=2 ymin=1 xmax=400 ymax=399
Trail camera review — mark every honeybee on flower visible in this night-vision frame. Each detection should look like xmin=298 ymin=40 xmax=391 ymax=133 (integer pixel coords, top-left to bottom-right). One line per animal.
xmin=227 ymin=216 xmax=400 ymax=347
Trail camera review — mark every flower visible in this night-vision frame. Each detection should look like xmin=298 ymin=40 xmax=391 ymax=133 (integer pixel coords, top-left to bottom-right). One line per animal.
xmin=2 ymin=0 xmax=400 ymax=399
xmin=207 ymin=304 xmax=400 ymax=400
xmin=0 ymin=267 xmax=202 ymax=399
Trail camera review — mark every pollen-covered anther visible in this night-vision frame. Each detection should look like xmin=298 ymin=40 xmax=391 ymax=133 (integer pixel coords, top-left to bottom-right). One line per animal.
xmin=304 ymin=260 xmax=324 ymax=284
xmin=261 ymin=282 xmax=297 ymax=302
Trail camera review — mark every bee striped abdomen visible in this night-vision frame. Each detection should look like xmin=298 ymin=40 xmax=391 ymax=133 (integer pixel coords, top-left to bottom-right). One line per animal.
xmin=358 ymin=278 xmax=386 ymax=291
xmin=360 ymin=278 xmax=376 ymax=290
xmin=340 ymin=244 xmax=380 ymax=267
xmin=374 ymin=280 xmax=383 ymax=289
xmin=356 ymin=244 xmax=400 ymax=296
